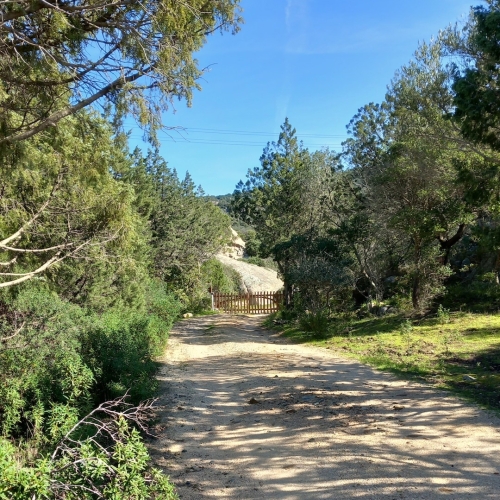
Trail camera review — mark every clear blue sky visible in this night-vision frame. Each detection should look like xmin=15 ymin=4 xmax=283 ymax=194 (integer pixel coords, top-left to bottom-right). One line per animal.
xmin=127 ymin=0 xmax=474 ymax=195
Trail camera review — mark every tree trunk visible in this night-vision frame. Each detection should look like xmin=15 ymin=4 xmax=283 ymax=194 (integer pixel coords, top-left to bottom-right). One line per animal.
xmin=412 ymin=274 xmax=420 ymax=309
xmin=438 ymin=223 xmax=466 ymax=265
xmin=284 ymin=281 xmax=294 ymax=309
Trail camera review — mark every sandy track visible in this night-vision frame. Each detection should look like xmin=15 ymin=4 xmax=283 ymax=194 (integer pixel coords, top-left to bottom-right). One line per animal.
xmin=150 ymin=315 xmax=500 ymax=499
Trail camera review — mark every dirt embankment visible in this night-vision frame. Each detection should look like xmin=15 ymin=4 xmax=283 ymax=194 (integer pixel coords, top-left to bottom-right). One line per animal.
xmin=216 ymin=254 xmax=283 ymax=293
xmin=150 ymin=315 xmax=500 ymax=499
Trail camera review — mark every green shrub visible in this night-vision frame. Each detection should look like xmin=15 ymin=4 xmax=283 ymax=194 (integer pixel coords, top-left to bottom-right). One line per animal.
xmin=0 ymin=283 xmax=180 ymax=439
xmin=299 ymin=309 xmax=330 ymax=338
xmin=442 ymin=280 xmax=500 ymax=312
xmin=0 ymin=399 xmax=178 ymax=500
xmin=437 ymin=304 xmax=451 ymax=324
xmin=243 ymin=256 xmax=278 ymax=270
xmin=0 ymin=287 xmax=93 ymax=440
xmin=202 ymin=258 xmax=242 ymax=294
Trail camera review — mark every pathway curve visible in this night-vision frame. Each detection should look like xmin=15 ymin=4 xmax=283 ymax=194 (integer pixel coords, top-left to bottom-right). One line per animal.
xmin=150 ymin=315 xmax=500 ymax=499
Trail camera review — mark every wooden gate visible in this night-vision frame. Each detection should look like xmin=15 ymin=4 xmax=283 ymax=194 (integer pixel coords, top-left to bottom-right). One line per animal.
xmin=212 ymin=291 xmax=283 ymax=314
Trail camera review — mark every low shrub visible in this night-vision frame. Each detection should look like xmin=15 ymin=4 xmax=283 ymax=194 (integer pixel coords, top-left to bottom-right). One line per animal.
xmin=81 ymin=282 xmax=181 ymax=403
xmin=0 ymin=284 xmax=180 ymax=498
xmin=243 ymin=256 xmax=278 ymax=271
xmin=0 ymin=398 xmax=178 ymax=500
xmin=298 ymin=309 xmax=330 ymax=338
xmin=442 ymin=280 xmax=500 ymax=312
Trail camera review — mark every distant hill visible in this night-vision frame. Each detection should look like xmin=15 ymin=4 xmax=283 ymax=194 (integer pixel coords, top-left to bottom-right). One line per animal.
xmin=205 ymin=193 xmax=233 ymax=213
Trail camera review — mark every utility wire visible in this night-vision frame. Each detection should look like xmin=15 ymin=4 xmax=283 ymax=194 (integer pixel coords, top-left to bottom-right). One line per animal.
xmin=183 ymin=127 xmax=348 ymax=138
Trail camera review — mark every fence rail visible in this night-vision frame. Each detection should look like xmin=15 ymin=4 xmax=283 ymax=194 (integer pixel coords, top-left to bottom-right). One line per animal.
xmin=212 ymin=291 xmax=283 ymax=314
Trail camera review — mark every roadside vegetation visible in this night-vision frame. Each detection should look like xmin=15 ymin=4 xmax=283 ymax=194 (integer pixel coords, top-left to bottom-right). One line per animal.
xmin=234 ymin=3 xmax=500 ymax=415
xmin=0 ymin=1 xmax=242 ymax=498
xmin=266 ymin=309 xmax=500 ymax=412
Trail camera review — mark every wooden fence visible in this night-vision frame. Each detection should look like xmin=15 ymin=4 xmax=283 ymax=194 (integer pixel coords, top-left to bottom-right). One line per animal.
xmin=212 ymin=291 xmax=283 ymax=314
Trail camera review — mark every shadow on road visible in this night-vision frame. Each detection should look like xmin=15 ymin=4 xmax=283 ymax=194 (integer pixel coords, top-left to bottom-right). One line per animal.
xmin=150 ymin=315 xmax=500 ymax=500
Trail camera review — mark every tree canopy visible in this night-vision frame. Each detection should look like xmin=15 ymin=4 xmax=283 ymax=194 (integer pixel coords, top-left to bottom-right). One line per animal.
xmin=0 ymin=0 xmax=242 ymax=145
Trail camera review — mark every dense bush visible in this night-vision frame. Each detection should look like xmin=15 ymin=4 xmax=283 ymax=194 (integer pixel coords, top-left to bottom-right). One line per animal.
xmin=176 ymin=258 xmax=242 ymax=313
xmin=0 ymin=399 xmax=178 ymax=499
xmin=0 ymin=287 xmax=92 ymax=440
xmin=0 ymin=282 xmax=181 ymax=498
xmin=298 ymin=309 xmax=330 ymax=338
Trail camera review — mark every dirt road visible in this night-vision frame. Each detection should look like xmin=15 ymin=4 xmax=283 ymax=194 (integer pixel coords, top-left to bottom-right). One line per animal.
xmin=151 ymin=315 xmax=500 ymax=499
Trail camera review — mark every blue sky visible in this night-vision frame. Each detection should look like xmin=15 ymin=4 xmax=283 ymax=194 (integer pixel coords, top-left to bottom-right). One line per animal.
xmin=127 ymin=0 xmax=475 ymax=195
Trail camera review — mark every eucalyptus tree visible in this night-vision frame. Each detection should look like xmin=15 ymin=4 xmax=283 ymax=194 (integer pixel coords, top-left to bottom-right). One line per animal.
xmin=342 ymin=34 xmax=486 ymax=309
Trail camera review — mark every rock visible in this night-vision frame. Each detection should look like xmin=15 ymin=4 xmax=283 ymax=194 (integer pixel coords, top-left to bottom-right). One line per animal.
xmin=221 ymin=227 xmax=246 ymax=259
xmin=379 ymin=306 xmax=390 ymax=316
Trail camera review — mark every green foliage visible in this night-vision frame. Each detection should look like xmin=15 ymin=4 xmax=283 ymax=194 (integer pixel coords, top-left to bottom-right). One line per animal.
xmin=399 ymin=320 xmax=414 ymax=351
xmin=243 ymin=256 xmax=278 ymax=270
xmin=0 ymin=286 xmax=92 ymax=439
xmin=233 ymin=119 xmax=335 ymax=260
xmin=442 ymin=280 xmax=500 ymax=313
xmin=453 ymin=1 xmax=500 ymax=150
xmin=0 ymin=282 xmax=180 ymax=497
xmin=437 ymin=304 xmax=451 ymax=324
xmin=0 ymin=410 xmax=179 ymax=499
xmin=298 ymin=310 xmax=330 ymax=339
xmin=0 ymin=281 xmax=180 ymax=437
xmin=81 ymin=286 xmax=180 ymax=403
xmin=202 ymin=258 xmax=242 ymax=294
xmin=136 ymin=150 xmax=232 ymax=297
xmin=0 ymin=0 xmax=242 ymax=145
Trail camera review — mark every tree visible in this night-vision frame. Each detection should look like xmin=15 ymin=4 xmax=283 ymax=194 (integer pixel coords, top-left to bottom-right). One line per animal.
xmin=341 ymin=36 xmax=485 ymax=309
xmin=0 ymin=0 xmax=242 ymax=145
xmin=0 ymin=113 xmax=140 ymax=290
xmin=232 ymin=118 xmax=335 ymax=304
xmin=453 ymin=1 xmax=500 ymax=150
xmin=128 ymin=149 xmax=231 ymax=301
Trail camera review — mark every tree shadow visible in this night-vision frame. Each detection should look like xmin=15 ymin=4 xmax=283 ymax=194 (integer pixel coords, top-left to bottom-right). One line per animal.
xmin=150 ymin=316 xmax=500 ymax=499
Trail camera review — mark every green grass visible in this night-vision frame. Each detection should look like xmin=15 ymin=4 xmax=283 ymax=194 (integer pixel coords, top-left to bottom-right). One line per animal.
xmin=266 ymin=312 xmax=500 ymax=412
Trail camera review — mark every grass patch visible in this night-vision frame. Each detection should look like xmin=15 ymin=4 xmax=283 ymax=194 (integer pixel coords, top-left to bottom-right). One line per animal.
xmin=266 ymin=312 xmax=500 ymax=412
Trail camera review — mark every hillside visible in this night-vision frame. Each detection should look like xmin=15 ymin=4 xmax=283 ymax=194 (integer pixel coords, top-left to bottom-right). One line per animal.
xmin=216 ymin=253 xmax=283 ymax=293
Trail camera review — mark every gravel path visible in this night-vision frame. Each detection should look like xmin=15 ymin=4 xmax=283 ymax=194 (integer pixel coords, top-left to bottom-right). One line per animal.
xmin=151 ymin=315 xmax=500 ymax=499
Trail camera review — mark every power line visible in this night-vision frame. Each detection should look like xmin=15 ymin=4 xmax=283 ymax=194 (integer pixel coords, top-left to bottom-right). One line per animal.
xmin=127 ymin=136 xmax=343 ymax=148
xmin=182 ymin=127 xmax=348 ymax=139
xmin=124 ymin=125 xmax=349 ymax=144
